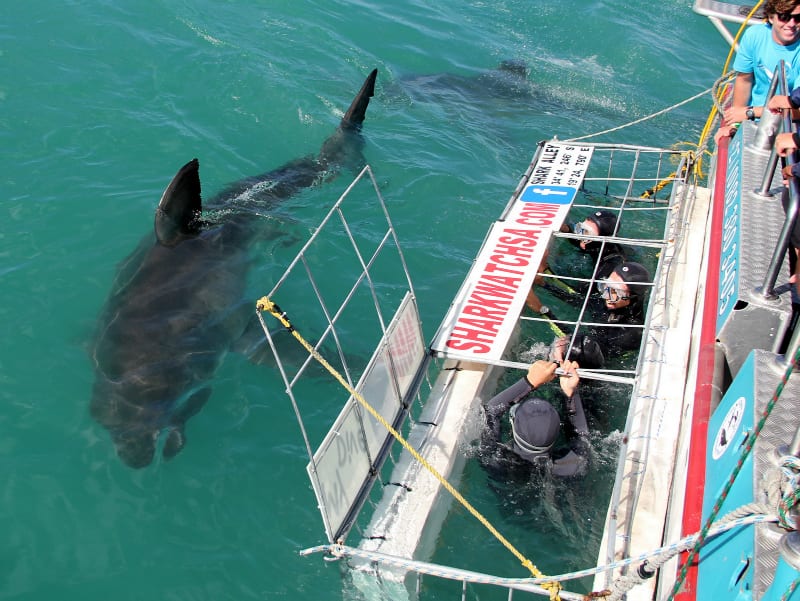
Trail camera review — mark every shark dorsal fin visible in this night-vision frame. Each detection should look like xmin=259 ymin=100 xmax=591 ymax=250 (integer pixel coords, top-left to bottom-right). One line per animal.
xmin=340 ymin=69 xmax=377 ymax=132
xmin=155 ymin=158 xmax=203 ymax=246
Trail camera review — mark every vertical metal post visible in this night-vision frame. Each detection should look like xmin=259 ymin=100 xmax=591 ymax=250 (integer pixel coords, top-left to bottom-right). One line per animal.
xmin=755 ymin=64 xmax=786 ymax=196
xmin=778 ymin=323 xmax=800 ymax=395
xmin=754 ymin=144 xmax=782 ymax=198
xmin=752 ymin=63 xmax=786 ymax=153
xmin=760 ymin=61 xmax=800 ymax=298
xmin=789 ymin=424 xmax=800 ymax=458
xmin=760 ymin=186 xmax=797 ymax=299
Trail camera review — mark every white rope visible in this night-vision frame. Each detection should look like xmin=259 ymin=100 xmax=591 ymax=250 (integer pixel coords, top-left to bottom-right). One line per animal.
xmin=300 ymin=506 xmax=779 ymax=592
xmin=564 ymin=87 xmax=714 ymax=143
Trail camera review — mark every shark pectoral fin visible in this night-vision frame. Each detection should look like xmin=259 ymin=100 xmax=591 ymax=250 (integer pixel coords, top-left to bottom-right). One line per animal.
xmin=163 ymin=428 xmax=186 ymax=460
xmin=231 ymin=315 xmax=273 ymax=365
xmin=163 ymin=387 xmax=212 ymax=460
xmin=155 ymin=158 xmax=203 ymax=246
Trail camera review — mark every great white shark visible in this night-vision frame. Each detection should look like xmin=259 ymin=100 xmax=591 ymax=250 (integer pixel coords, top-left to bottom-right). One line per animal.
xmin=90 ymin=69 xmax=378 ymax=468
xmin=390 ymin=60 xmax=534 ymax=104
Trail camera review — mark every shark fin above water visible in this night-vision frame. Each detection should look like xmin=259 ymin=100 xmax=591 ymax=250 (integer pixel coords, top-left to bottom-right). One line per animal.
xmin=155 ymin=157 xmax=203 ymax=246
xmin=341 ymin=68 xmax=377 ymax=131
xmin=319 ymin=68 xmax=378 ymax=171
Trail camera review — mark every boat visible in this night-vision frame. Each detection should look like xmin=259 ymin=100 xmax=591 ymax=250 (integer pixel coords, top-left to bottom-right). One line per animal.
xmin=254 ymin=2 xmax=800 ymax=599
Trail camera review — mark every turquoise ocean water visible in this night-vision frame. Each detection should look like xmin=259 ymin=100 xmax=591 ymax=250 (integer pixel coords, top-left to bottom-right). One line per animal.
xmin=3 ymin=2 xmax=729 ymax=599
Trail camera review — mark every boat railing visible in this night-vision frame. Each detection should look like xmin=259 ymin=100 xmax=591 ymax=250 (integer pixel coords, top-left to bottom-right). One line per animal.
xmin=692 ymin=0 xmax=764 ymax=47
xmin=693 ymin=1 xmax=800 ymax=361
xmin=742 ymin=59 xmax=800 ymax=362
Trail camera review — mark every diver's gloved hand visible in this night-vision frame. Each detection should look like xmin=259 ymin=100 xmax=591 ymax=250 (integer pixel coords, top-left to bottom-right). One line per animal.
xmin=559 ymin=360 xmax=580 ymax=399
xmin=525 ymin=360 xmax=557 ymax=389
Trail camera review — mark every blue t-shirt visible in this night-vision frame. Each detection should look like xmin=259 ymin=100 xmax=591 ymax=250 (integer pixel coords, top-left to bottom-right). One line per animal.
xmin=733 ymin=23 xmax=800 ymax=107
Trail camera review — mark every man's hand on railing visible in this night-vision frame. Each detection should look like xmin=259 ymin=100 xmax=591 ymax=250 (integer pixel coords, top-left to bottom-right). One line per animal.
xmin=774 ymin=132 xmax=800 ymax=183
xmin=775 ymin=132 xmax=799 ymax=157
xmin=768 ymin=94 xmax=795 ymax=114
xmin=782 ymin=164 xmax=795 ymax=184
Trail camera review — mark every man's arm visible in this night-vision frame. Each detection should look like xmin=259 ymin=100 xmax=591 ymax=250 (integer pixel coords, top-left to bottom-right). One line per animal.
xmin=716 ymin=72 xmax=756 ymax=143
xmin=565 ymin=390 xmax=589 ymax=438
xmin=559 ymin=360 xmax=589 ymax=436
xmin=550 ymin=360 xmax=590 ymax=477
xmin=730 ymin=72 xmax=755 ymax=116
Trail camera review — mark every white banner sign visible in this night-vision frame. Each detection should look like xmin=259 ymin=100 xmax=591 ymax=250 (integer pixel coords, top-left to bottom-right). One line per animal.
xmin=431 ymin=142 xmax=594 ymax=362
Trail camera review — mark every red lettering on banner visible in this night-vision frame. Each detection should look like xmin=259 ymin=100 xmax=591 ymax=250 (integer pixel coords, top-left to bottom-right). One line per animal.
xmin=463 ymin=304 xmax=507 ymax=321
xmin=500 ymin=229 xmax=542 ymax=242
xmin=469 ymin=291 xmax=513 ymax=311
xmin=473 ymin=283 xmax=515 ymax=300
xmin=489 ymin=254 xmax=529 ymax=267
xmin=484 ymin=263 xmax=525 ymax=277
xmin=446 ymin=324 xmax=496 ymax=354
xmin=497 ymin=233 xmax=539 ymax=246
xmin=443 ymin=208 xmax=564 ymax=354
xmin=482 ymin=274 xmax=523 ymax=288
xmin=458 ymin=317 xmax=501 ymax=334
xmin=493 ymin=245 xmax=533 ymax=258
xmin=446 ymin=339 xmax=492 ymax=353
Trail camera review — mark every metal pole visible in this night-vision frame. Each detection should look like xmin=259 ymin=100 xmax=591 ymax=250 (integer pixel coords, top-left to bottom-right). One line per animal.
xmin=760 ymin=61 xmax=800 ymax=298
xmin=789 ymin=424 xmax=800 ymax=458
xmin=760 ymin=186 xmax=797 ymax=299
xmin=751 ymin=64 xmax=785 ymax=153
xmin=754 ymin=145 xmax=781 ymax=198
xmin=754 ymin=63 xmax=786 ymax=196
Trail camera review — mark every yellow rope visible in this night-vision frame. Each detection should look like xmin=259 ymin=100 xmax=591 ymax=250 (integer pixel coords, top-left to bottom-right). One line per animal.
xmin=545 ymin=267 xmax=578 ymax=296
xmin=695 ymin=0 xmax=764 ymax=173
xmin=256 ymin=296 xmax=563 ymax=601
xmin=639 ymin=171 xmax=677 ymax=199
xmin=546 ymin=315 xmax=565 ymax=338
xmin=639 ymin=149 xmax=695 ymax=199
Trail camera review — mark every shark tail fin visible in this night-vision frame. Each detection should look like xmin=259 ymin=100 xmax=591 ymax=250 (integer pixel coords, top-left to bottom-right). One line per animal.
xmin=340 ymin=68 xmax=377 ymax=132
xmin=155 ymin=158 xmax=203 ymax=246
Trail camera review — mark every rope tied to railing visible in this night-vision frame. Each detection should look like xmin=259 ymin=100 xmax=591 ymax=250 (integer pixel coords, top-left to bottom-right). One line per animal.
xmin=255 ymin=295 xmax=564 ymax=601
xmin=300 ymin=500 xmax=791 ymax=598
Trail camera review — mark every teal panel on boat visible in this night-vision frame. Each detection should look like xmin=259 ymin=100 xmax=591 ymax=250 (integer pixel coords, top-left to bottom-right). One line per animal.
xmin=717 ymin=133 xmax=743 ymax=335
xmin=698 ymin=350 xmax=756 ymax=600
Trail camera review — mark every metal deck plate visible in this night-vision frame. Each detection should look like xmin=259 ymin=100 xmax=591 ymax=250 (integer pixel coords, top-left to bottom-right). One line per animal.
xmin=752 ymin=349 xmax=800 ymax=597
xmin=717 ymin=123 xmax=794 ymax=375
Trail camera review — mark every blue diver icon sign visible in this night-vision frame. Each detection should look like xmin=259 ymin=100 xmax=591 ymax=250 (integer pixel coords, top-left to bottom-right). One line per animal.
xmin=520 ymin=185 xmax=576 ymax=204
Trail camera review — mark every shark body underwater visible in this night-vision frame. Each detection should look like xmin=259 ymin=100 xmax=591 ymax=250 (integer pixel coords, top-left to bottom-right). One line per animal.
xmin=392 ymin=60 xmax=534 ymax=104
xmin=90 ymin=69 xmax=378 ymax=468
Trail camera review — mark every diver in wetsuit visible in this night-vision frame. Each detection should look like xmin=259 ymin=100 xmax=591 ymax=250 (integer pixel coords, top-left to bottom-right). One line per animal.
xmin=589 ymin=261 xmax=651 ymax=352
xmin=566 ymin=209 xmax=627 ymax=282
xmin=481 ymin=360 xmax=589 ymax=478
xmin=527 ymin=210 xmax=627 ymax=315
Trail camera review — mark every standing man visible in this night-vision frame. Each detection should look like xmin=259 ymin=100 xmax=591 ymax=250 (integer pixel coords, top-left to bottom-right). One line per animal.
xmin=716 ymin=0 xmax=800 ymax=142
